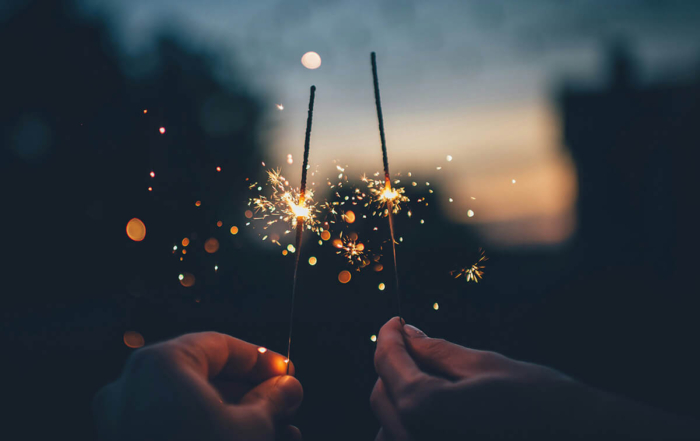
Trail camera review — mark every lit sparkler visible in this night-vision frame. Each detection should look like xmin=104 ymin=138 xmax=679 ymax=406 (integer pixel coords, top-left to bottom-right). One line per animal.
xmin=451 ymin=248 xmax=488 ymax=283
xmin=371 ymin=51 xmax=403 ymax=322
xmin=286 ymin=85 xmax=316 ymax=374
xmin=249 ymin=168 xmax=321 ymax=234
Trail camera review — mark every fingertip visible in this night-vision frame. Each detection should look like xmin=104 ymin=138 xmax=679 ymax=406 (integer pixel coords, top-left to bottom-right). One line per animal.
xmin=275 ymin=375 xmax=303 ymax=410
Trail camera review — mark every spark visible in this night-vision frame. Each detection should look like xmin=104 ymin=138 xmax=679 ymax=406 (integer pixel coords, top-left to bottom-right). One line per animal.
xmin=450 ymin=248 xmax=488 ymax=283
xmin=143 ymin=109 xmax=148 ymax=114
xmin=446 ymin=155 xmax=453 ymax=162
xmin=433 ymin=302 xmax=439 ymax=310
xmin=258 ymin=347 xmax=267 ymax=353
xmin=249 ymin=168 xmax=320 ymax=234
xmin=467 ymin=210 xmax=474 ymax=217
xmin=364 ymin=176 xmax=409 ymax=216
xmin=370 ymin=335 xmax=377 ymax=342
xmin=277 ymin=104 xmax=284 ymax=110
xmin=150 ymin=171 xmax=155 ymax=178
xmin=512 ymin=179 xmax=516 ymax=184
xmin=216 ymin=166 xmax=221 ymax=172
xmin=159 ymin=127 xmax=165 ymax=134
xmin=336 ymin=233 xmax=368 ymax=265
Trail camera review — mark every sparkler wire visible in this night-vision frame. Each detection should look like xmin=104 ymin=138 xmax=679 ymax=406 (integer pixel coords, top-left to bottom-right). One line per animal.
xmin=371 ymin=52 xmax=403 ymax=323
xmin=286 ymin=85 xmax=316 ymax=374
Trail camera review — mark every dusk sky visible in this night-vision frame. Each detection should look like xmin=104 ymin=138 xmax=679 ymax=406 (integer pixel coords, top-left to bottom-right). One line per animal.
xmin=77 ymin=0 xmax=700 ymax=246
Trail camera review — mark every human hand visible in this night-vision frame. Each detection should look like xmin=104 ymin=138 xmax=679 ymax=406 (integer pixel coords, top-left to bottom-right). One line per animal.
xmin=93 ymin=332 xmax=303 ymax=441
xmin=371 ymin=317 xmax=699 ymax=440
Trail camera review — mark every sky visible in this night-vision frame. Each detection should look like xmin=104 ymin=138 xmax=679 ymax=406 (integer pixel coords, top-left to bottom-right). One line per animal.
xmin=77 ymin=0 xmax=700 ymax=247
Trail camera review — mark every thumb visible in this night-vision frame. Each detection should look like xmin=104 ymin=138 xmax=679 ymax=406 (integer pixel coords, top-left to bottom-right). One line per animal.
xmin=403 ymin=324 xmax=482 ymax=379
xmin=239 ymin=375 xmax=303 ymax=423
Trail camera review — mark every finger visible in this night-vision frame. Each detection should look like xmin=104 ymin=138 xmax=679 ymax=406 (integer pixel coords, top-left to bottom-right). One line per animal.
xmin=370 ymin=379 xmax=411 ymax=441
xmin=375 ymin=317 xmax=426 ymax=399
xmin=403 ymin=323 xmax=497 ymax=378
xmin=211 ymin=379 xmax=253 ymax=404
xmin=239 ymin=375 xmax=303 ymax=424
xmin=162 ymin=332 xmax=292 ymax=381
xmin=278 ymin=424 xmax=302 ymax=441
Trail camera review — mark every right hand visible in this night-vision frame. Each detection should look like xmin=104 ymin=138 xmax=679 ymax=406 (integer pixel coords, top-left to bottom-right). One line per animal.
xmin=371 ymin=317 xmax=699 ymax=440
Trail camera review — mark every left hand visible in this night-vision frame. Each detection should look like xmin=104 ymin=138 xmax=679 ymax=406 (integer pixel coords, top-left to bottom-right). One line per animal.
xmin=93 ymin=332 xmax=303 ymax=441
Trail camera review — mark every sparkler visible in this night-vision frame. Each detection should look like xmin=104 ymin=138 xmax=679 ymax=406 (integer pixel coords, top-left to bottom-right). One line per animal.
xmin=371 ymin=52 xmax=403 ymax=322
xmin=286 ymin=85 xmax=316 ymax=374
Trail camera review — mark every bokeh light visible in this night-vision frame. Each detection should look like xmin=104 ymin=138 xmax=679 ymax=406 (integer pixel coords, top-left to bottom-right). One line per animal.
xmin=230 ymin=226 xmax=239 ymax=235
xmin=344 ymin=210 xmax=356 ymax=223
xmin=433 ymin=302 xmax=439 ymax=310
xmin=378 ymin=283 xmax=385 ymax=291
xmin=204 ymin=238 xmax=220 ymax=254
xmin=216 ymin=221 xmax=223 ymax=227
xmin=179 ymin=273 xmax=195 ymax=287
xmin=216 ymin=166 xmax=221 ymax=172
xmin=126 ymin=218 xmax=146 ymax=242
xmin=373 ymin=264 xmax=383 ymax=272
xmin=195 ymin=200 xmax=202 ymax=207
xmin=149 ymin=171 xmax=155 ymax=178
xmin=338 ymin=270 xmax=351 ymax=284
xmin=182 ymin=238 xmax=190 ymax=247
xmin=159 ymin=127 xmax=165 ymax=134
xmin=370 ymin=335 xmax=377 ymax=342
xmin=321 ymin=230 xmax=331 ymax=241
xmin=258 ymin=347 xmax=267 ymax=354
xmin=245 ymin=210 xmax=253 ymax=219
xmin=467 ymin=210 xmax=474 ymax=217
xmin=287 ymin=244 xmax=296 ymax=253
xmin=301 ymin=51 xmax=322 ymax=69
xmin=123 ymin=331 xmax=145 ymax=349
xmin=309 ymin=256 xmax=317 ymax=266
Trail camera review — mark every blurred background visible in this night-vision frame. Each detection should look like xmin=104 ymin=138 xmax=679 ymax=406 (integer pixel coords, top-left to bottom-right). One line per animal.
xmin=2 ymin=0 xmax=699 ymax=439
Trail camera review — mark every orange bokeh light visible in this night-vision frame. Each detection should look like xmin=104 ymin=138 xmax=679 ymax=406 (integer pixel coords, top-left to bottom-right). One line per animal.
xmin=143 ymin=109 xmax=148 ymax=114
xmin=216 ymin=166 xmax=221 ymax=172
xmin=216 ymin=221 xmax=223 ymax=227
xmin=149 ymin=171 xmax=155 ymax=178
xmin=182 ymin=238 xmax=190 ymax=247
xmin=321 ymin=230 xmax=331 ymax=241
xmin=148 ymin=187 xmax=152 ymax=192
xmin=245 ymin=210 xmax=253 ymax=219
xmin=332 ymin=238 xmax=343 ymax=248
xmin=195 ymin=200 xmax=202 ymax=207
xmin=123 ymin=331 xmax=145 ymax=348
xmin=374 ymin=263 xmax=384 ymax=272
xmin=204 ymin=238 xmax=220 ymax=254
xmin=126 ymin=218 xmax=146 ymax=242
xmin=338 ymin=270 xmax=351 ymax=284
xmin=159 ymin=127 xmax=165 ymax=134
xmin=230 ymin=226 xmax=239 ymax=235
xmin=180 ymin=273 xmax=195 ymax=287
xmin=344 ymin=210 xmax=356 ymax=223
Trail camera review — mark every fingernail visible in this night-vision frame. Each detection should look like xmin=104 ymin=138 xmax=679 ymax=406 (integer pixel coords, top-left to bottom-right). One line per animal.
xmin=403 ymin=324 xmax=426 ymax=338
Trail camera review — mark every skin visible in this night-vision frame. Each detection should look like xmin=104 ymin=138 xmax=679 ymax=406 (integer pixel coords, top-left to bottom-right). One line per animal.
xmin=93 ymin=332 xmax=303 ymax=441
xmin=371 ymin=317 xmax=699 ymax=441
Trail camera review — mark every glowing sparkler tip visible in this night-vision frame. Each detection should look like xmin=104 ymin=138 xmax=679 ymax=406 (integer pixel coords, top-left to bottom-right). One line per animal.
xmin=258 ymin=347 xmax=267 ymax=354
